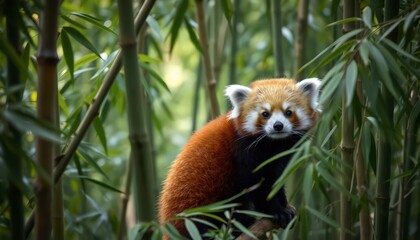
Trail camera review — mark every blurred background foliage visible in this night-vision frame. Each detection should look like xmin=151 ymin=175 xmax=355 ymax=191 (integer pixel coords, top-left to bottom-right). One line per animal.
xmin=0 ymin=0 xmax=419 ymax=239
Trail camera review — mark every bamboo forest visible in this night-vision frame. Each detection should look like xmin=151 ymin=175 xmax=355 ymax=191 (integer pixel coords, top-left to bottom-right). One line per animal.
xmin=0 ymin=0 xmax=419 ymax=239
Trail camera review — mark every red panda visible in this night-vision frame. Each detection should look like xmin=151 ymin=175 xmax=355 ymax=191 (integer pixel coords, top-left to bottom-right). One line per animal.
xmin=159 ymin=78 xmax=321 ymax=238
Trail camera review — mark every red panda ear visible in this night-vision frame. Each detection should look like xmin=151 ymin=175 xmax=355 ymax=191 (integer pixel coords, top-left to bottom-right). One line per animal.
xmin=225 ymin=85 xmax=252 ymax=119
xmin=296 ymin=78 xmax=321 ymax=112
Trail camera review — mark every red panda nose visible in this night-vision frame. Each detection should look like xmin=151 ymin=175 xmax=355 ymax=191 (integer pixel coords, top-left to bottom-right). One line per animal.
xmin=273 ymin=121 xmax=284 ymax=131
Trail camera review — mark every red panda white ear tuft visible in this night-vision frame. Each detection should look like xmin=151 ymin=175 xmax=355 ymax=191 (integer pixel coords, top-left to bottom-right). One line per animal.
xmin=296 ymin=78 xmax=322 ymax=112
xmin=225 ymin=85 xmax=252 ymax=119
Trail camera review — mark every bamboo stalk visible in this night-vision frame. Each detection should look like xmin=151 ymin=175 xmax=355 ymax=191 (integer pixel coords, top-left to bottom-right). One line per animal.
xmin=294 ymin=0 xmax=308 ymax=81
xmin=195 ymin=0 xmax=220 ymax=119
xmin=340 ymin=1 xmax=355 ymax=239
xmin=52 ymin=92 xmax=63 ymax=239
xmin=4 ymin=1 xmax=24 ymax=239
xmin=117 ymin=0 xmax=156 ymax=222
xmin=191 ymin=60 xmax=203 ymax=134
xmin=24 ymin=1 xmax=156 ymax=236
xmin=228 ymin=0 xmax=239 ymax=86
xmin=35 ymin=0 xmax=61 ymax=239
xmin=375 ymin=1 xmax=399 ymax=240
xmin=354 ymin=3 xmax=371 ymax=239
xmin=270 ymin=0 xmax=284 ymax=77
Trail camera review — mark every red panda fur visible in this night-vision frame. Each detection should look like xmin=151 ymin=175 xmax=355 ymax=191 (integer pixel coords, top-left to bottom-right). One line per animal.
xmin=158 ymin=78 xmax=321 ymax=239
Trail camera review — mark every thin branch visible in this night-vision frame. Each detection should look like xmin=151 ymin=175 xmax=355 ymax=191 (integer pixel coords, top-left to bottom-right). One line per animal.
xmin=195 ymin=0 xmax=220 ymax=119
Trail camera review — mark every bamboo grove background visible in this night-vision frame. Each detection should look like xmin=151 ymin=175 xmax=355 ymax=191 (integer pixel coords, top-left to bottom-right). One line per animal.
xmin=0 ymin=0 xmax=419 ymax=239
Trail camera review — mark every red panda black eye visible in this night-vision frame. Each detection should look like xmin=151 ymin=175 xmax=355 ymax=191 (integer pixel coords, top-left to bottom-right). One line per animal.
xmin=285 ymin=110 xmax=293 ymax=117
xmin=261 ymin=111 xmax=270 ymax=119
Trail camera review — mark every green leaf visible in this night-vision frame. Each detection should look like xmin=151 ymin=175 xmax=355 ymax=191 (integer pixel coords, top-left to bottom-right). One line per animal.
xmin=128 ymin=224 xmax=142 ymax=240
xmin=3 ymin=109 xmax=61 ymax=143
xmin=91 ymin=50 xmax=119 ymax=80
xmin=254 ymin=147 xmax=300 ymax=172
xmin=403 ymin=7 xmax=419 ymax=33
xmin=77 ymin=176 xmax=124 ymax=193
xmin=362 ymin=6 xmax=372 ymax=29
xmin=345 ymin=60 xmax=357 ymax=107
xmin=382 ymin=38 xmax=420 ymax=62
xmin=190 ymin=218 xmax=218 ymax=229
xmin=93 ymin=116 xmax=108 ymax=154
xmin=184 ymin=18 xmax=203 ymax=53
xmin=325 ymin=17 xmax=361 ymax=28
xmin=61 ymin=15 xmax=88 ymax=30
xmin=62 ymin=26 xmax=103 ymax=59
xmin=139 ymin=62 xmax=171 ymax=93
xmin=220 ymin=0 xmax=234 ymax=23
xmin=231 ymin=220 xmax=257 ymax=239
xmin=368 ymin=43 xmax=399 ymax=100
xmin=315 ymin=162 xmax=349 ymax=194
xmin=61 ymin=30 xmax=74 ymax=81
xmin=359 ymin=40 xmax=370 ymax=65
xmin=234 ymin=210 xmax=273 ymax=219
xmin=167 ymin=0 xmax=189 ymax=54
xmin=147 ymin=15 xmax=163 ymax=42
xmin=70 ymin=12 xmax=117 ymax=35
xmin=139 ymin=53 xmax=160 ymax=63
xmin=305 ymin=205 xmax=341 ymax=230
xmin=185 ymin=219 xmax=202 ymax=240
xmin=76 ymin=147 xmax=109 ymax=181
xmin=161 ymin=222 xmax=186 ymax=240
xmin=0 ymin=32 xmax=29 ymax=81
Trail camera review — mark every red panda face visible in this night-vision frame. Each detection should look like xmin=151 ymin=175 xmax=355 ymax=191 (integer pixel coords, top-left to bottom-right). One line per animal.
xmin=226 ymin=78 xmax=321 ymax=139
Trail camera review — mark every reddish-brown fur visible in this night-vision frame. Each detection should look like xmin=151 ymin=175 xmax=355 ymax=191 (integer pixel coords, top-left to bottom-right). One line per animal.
xmin=158 ymin=114 xmax=237 ymax=237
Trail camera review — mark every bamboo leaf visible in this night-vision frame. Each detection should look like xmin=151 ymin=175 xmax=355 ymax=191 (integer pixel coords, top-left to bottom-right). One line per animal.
xmin=91 ymin=50 xmax=119 ymax=80
xmin=138 ymin=53 xmax=160 ymax=63
xmin=184 ymin=18 xmax=203 ymax=53
xmin=76 ymin=147 xmax=109 ymax=181
xmin=315 ymin=162 xmax=349 ymax=194
xmin=61 ymin=15 xmax=88 ymax=30
xmin=378 ymin=18 xmax=404 ymax=42
xmin=147 ymin=15 xmax=164 ymax=42
xmin=185 ymin=219 xmax=202 ymax=240
xmin=345 ymin=60 xmax=358 ymax=106
xmin=70 ymin=12 xmax=117 ymax=35
xmin=382 ymin=38 xmax=420 ymax=62
xmin=403 ymin=7 xmax=419 ymax=33
xmin=61 ymin=30 xmax=74 ymax=81
xmin=325 ymin=17 xmax=362 ymax=28
xmin=62 ymin=26 xmax=103 ymax=59
xmin=220 ymin=0 xmax=234 ymax=23
xmin=359 ymin=40 xmax=370 ymax=65
xmin=0 ymin=32 xmax=29 ymax=81
xmin=231 ymin=219 xmax=257 ymax=239
xmin=128 ymin=224 xmax=142 ymax=240
xmin=139 ymin=62 xmax=171 ymax=93
xmin=93 ymin=116 xmax=108 ymax=154
xmin=306 ymin=205 xmax=341 ymax=230
xmin=167 ymin=0 xmax=189 ymax=54
xmin=3 ymin=109 xmax=61 ymax=143
xmin=234 ymin=210 xmax=273 ymax=219
xmin=77 ymin=176 xmax=124 ymax=193
xmin=190 ymin=218 xmax=218 ymax=229
xmin=362 ymin=6 xmax=372 ymax=29
xmin=161 ymin=222 xmax=185 ymax=240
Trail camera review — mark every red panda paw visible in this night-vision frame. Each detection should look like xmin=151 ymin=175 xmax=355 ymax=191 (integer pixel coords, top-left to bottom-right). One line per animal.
xmin=274 ymin=206 xmax=296 ymax=229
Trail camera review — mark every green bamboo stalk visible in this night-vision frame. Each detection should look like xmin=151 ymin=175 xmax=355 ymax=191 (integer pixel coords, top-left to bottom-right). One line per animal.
xmin=117 ymin=0 xmax=156 ymax=222
xmin=354 ymin=4 xmax=371 ymax=239
xmin=52 ymin=91 xmax=63 ymax=240
xmin=294 ymin=0 xmax=308 ymax=80
xmin=35 ymin=0 xmax=61 ymax=239
xmin=4 ymin=1 xmax=24 ymax=239
xmin=270 ymin=0 xmax=284 ymax=77
xmin=228 ymin=0 xmax=239 ymax=86
xmin=375 ymin=1 xmax=399 ymax=240
xmin=191 ymin=60 xmax=203 ymax=134
xmin=24 ymin=1 xmax=156 ymax=236
xmin=399 ymin=99 xmax=417 ymax=240
xmin=340 ymin=1 xmax=355 ymax=240
xmin=195 ymin=0 xmax=220 ymax=119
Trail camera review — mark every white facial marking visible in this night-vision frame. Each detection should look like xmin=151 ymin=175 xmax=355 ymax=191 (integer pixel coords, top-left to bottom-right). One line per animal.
xmin=262 ymin=103 xmax=271 ymax=111
xmin=295 ymin=108 xmax=312 ymax=130
xmin=264 ymin=111 xmax=293 ymax=138
xmin=243 ymin=111 xmax=258 ymax=133
xmin=283 ymin=102 xmax=290 ymax=110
